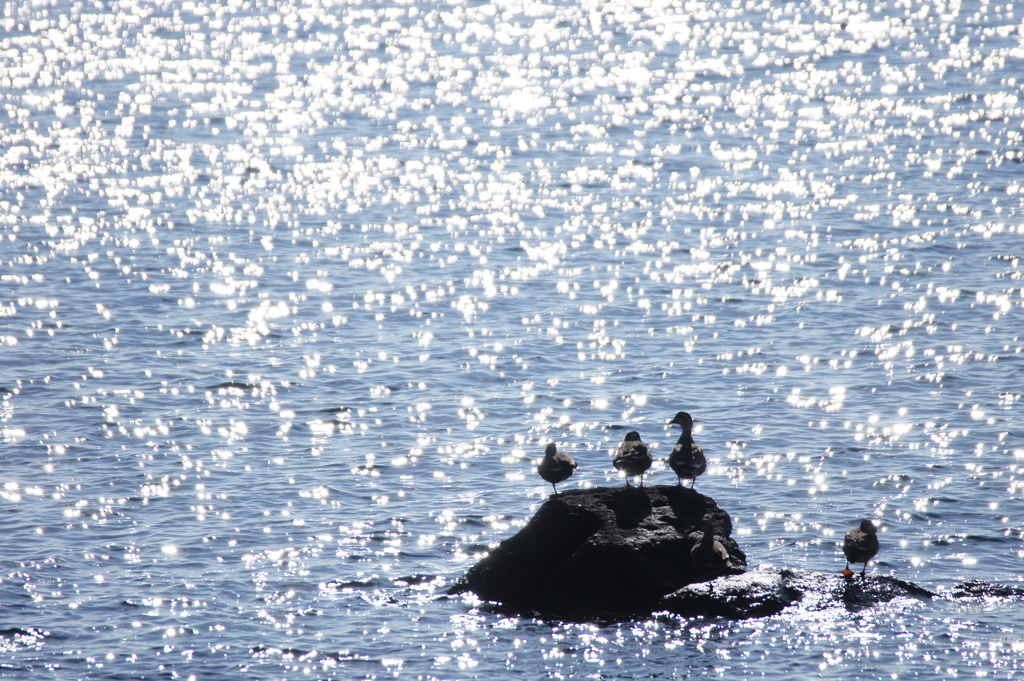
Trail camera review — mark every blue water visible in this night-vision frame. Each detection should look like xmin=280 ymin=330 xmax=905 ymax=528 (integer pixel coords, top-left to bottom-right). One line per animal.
xmin=2 ymin=0 xmax=1024 ymax=677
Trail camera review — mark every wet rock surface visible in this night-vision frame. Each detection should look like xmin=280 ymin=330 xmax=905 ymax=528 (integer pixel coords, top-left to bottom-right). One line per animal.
xmin=947 ymin=579 xmax=1024 ymax=599
xmin=450 ymin=485 xmax=745 ymax=619
xmin=658 ymin=571 xmax=1024 ymax=620
xmin=659 ymin=569 xmax=936 ymax=619
xmin=452 ymin=488 xmax=1022 ymax=622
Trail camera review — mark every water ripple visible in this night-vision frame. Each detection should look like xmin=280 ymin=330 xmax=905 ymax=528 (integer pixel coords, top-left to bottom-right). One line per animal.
xmin=3 ymin=0 xmax=1024 ymax=678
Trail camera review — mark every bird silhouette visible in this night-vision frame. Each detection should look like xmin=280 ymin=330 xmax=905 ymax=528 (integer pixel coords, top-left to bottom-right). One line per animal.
xmin=537 ymin=442 xmax=577 ymax=494
xmin=690 ymin=519 xmax=733 ymax=584
xmin=842 ymin=519 xmax=880 ymax=577
xmin=668 ymin=411 xmax=707 ymax=487
xmin=613 ymin=431 xmax=652 ymax=487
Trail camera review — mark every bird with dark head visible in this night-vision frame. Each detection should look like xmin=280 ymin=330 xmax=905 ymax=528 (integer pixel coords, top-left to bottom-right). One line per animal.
xmin=613 ymin=431 xmax=652 ymax=487
xmin=842 ymin=519 xmax=880 ymax=577
xmin=668 ymin=411 xmax=707 ymax=488
xmin=537 ymin=442 xmax=577 ymax=494
xmin=690 ymin=519 xmax=732 ymax=581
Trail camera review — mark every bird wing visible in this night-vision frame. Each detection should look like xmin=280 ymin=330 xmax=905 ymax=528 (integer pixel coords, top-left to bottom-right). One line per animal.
xmin=615 ymin=441 xmax=647 ymax=463
xmin=844 ymin=531 xmax=879 ymax=556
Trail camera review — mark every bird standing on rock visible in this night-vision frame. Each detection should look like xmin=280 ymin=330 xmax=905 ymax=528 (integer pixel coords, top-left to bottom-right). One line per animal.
xmin=842 ymin=519 xmax=880 ymax=577
xmin=613 ymin=431 xmax=652 ymax=487
xmin=690 ymin=519 xmax=732 ymax=580
xmin=537 ymin=442 xmax=577 ymax=494
xmin=668 ymin=411 xmax=707 ymax=488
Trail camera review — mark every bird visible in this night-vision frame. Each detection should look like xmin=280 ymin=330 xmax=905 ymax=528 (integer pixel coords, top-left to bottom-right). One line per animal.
xmin=613 ymin=431 xmax=652 ymax=487
xmin=690 ymin=519 xmax=732 ymax=581
xmin=842 ymin=519 xmax=880 ymax=577
xmin=668 ymin=411 xmax=707 ymax=487
xmin=537 ymin=442 xmax=577 ymax=494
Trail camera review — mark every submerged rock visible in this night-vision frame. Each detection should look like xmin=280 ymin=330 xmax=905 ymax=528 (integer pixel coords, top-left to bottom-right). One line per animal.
xmin=449 ymin=485 xmax=746 ymax=619
xmin=659 ymin=569 xmax=800 ymax=619
xmin=948 ymin=579 xmax=1024 ymax=599
xmin=659 ymin=569 xmax=936 ymax=619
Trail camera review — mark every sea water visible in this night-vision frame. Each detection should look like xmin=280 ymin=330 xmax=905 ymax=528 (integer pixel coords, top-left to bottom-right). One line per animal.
xmin=1 ymin=0 xmax=1023 ymax=678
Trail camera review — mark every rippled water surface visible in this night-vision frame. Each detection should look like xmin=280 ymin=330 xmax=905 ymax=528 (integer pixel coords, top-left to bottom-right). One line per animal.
xmin=2 ymin=0 xmax=1024 ymax=678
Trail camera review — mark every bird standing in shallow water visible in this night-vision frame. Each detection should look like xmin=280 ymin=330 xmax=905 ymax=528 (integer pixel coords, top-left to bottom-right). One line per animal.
xmin=668 ymin=411 xmax=707 ymax=488
xmin=690 ymin=519 xmax=732 ymax=580
xmin=613 ymin=431 xmax=652 ymax=487
xmin=537 ymin=442 xmax=577 ymax=494
xmin=842 ymin=519 xmax=880 ymax=577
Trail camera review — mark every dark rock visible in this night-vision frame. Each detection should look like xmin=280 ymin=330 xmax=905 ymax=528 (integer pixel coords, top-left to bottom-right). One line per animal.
xmin=659 ymin=569 xmax=800 ymax=619
xmin=659 ymin=568 xmax=936 ymax=620
xmin=449 ymin=487 xmax=957 ymax=622
xmin=449 ymin=486 xmax=746 ymax=619
xmin=948 ymin=579 xmax=1024 ymax=598
xmin=831 ymin=572 xmax=936 ymax=608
